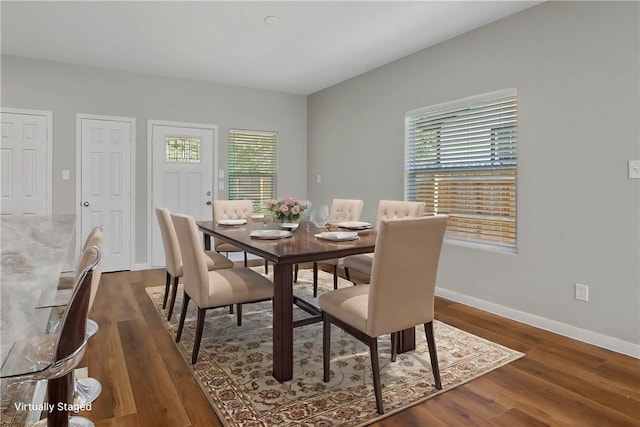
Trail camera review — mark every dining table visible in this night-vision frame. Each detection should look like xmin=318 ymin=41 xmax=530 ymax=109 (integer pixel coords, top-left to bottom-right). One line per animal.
xmin=197 ymin=218 xmax=416 ymax=383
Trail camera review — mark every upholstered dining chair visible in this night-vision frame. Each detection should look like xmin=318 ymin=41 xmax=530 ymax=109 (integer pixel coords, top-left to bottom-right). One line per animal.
xmin=156 ymin=208 xmax=234 ymax=321
xmin=56 ymin=227 xmax=103 ymax=291
xmin=296 ymin=198 xmax=364 ymax=296
xmin=171 ymin=213 xmax=274 ymax=364
xmin=343 ymin=200 xmax=425 ymax=283
xmin=1 ymin=247 xmax=102 ymax=427
xmin=212 ymin=199 xmax=254 ymax=267
xmin=319 ymin=215 xmax=448 ymax=415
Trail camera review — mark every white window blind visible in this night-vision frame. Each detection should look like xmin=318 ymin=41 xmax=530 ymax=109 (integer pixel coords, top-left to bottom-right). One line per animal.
xmin=228 ymin=129 xmax=277 ymax=210
xmin=405 ymin=88 xmax=518 ymax=251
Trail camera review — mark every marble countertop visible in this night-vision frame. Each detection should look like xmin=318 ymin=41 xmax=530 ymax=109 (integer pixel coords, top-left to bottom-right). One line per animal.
xmin=0 ymin=215 xmax=76 ymax=364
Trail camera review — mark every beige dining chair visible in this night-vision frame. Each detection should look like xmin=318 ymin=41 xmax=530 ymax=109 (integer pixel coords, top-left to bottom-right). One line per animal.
xmin=296 ymin=198 xmax=364 ymax=297
xmin=320 ymin=215 xmax=448 ymax=414
xmin=343 ymin=200 xmax=425 ymax=283
xmin=171 ymin=213 xmax=274 ymax=364
xmin=56 ymin=226 xmax=104 ymax=290
xmin=212 ymin=199 xmax=261 ymax=269
xmin=156 ymin=207 xmax=234 ymax=321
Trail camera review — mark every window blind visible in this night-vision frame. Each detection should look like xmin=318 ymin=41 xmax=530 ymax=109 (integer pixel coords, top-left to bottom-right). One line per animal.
xmin=405 ymin=89 xmax=517 ymax=250
xmin=228 ymin=129 xmax=277 ymax=210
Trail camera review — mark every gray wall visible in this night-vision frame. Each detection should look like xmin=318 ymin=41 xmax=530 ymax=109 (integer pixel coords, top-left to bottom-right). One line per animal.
xmin=1 ymin=57 xmax=307 ymax=263
xmin=307 ymin=2 xmax=640 ymax=348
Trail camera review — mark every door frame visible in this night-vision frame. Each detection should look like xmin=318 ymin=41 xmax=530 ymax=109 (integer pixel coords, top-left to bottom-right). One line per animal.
xmin=75 ymin=113 xmax=136 ymax=269
xmin=1 ymin=107 xmax=53 ymax=215
xmin=146 ymin=119 xmax=219 ymax=268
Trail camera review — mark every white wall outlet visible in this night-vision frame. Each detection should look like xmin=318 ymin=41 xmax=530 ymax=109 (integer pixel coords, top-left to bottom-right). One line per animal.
xmin=62 ymin=169 xmax=70 ymax=180
xmin=316 ymin=174 xmax=322 ymax=184
xmin=219 ymin=181 xmax=225 ymax=190
xmin=575 ymin=283 xmax=589 ymax=302
xmin=629 ymin=160 xmax=640 ymax=179
xmin=219 ymin=169 xmax=225 ymax=179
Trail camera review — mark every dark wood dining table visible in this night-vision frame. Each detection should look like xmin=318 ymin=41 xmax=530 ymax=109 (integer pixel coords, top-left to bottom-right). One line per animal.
xmin=197 ymin=219 xmax=415 ymax=383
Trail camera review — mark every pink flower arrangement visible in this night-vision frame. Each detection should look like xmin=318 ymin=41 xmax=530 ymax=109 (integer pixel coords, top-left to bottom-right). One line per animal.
xmin=265 ymin=198 xmax=307 ymax=222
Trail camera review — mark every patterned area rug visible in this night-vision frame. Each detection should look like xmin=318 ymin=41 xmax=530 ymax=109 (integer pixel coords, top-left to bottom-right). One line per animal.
xmin=146 ymin=269 xmax=524 ymax=426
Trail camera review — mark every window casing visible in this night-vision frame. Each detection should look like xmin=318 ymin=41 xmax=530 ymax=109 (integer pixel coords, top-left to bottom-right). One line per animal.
xmin=405 ymin=88 xmax=517 ymax=251
xmin=228 ymin=129 xmax=277 ymax=211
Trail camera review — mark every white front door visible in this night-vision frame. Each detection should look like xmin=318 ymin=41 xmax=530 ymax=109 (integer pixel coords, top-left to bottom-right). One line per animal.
xmin=150 ymin=121 xmax=217 ymax=268
xmin=79 ymin=115 xmax=134 ymax=272
xmin=0 ymin=109 xmax=51 ymax=215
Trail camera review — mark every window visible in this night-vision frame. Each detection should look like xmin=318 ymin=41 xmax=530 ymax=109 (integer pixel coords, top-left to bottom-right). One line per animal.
xmin=166 ymin=137 xmax=201 ymax=163
xmin=228 ymin=129 xmax=277 ymax=210
xmin=405 ymin=88 xmax=517 ymax=251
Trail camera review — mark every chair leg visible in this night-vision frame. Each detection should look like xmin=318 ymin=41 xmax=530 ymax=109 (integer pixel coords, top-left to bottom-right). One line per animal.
xmin=265 ymin=259 xmax=269 ymax=274
xmin=162 ymin=271 xmax=171 ymax=309
xmin=236 ymin=303 xmax=242 ymax=326
xmin=313 ymin=262 xmax=319 ymax=297
xmin=294 ymin=264 xmax=299 ymax=282
xmin=323 ymin=313 xmax=331 ymax=382
xmin=369 ymin=337 xmax=384 ymax=414
xmin=243 ymin=252 xmax=248 ymax=267
xmin=167 ymin=276 xmax=179 ymax=321
xmin=344 ymin=267 xmax=351 ymax=282
xmin=176 ymin=292 xmax=190 ymax=343
xmin=192 ymin=308 xmax=206 ymax=364
xmin=424 ymin=321 xmax=442 ymax=390
xmin=390 ymin=332 xmax=398 ymax=363
xmin=333 ymin=265 xmax=338 ymax=289
xmin=229 ymin=304 xmax=234 ymax=314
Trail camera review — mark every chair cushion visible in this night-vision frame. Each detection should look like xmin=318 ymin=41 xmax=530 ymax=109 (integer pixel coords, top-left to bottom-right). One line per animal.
xmin=342 ymin=253 xmax=374 ymax=275
xmin=204 ymin=250 xmax=234 ymax=270
xmin=202 ymin=267 xmax=273 ymax=308
xmin=318 ymin=285 xmax=370 ymax=334
xmin=215 ymin=241 xmax=243 ymax=253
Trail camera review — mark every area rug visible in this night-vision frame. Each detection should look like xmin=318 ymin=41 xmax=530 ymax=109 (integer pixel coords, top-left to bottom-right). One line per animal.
xmin=146 ymin=269 xmax=524 ymax=426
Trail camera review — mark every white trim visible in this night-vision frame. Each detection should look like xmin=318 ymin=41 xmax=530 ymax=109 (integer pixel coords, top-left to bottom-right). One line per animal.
xmin=406 ymin=87 xmax=517 ymax=117
xmin=1 ymin=107 xmax=53 ymax=215
xmin=146 ymin=119 xmax=219 ymax=267
xmin=75 ymin=113 xmax=136 ymax=270
xmin=436 ymin=287 xmax=640 ymax=359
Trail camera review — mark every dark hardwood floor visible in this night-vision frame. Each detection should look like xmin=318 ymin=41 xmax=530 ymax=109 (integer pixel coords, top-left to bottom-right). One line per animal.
xmin=79 ymin=266 xmax=640 ymax=426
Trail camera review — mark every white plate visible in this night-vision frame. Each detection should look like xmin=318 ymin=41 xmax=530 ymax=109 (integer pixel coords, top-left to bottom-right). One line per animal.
xmin=315 ymin=231 xmax=360 ymax=241
xmin=336 ymin=221 xmax=372 ymax=230
xmin=250 ymin=229 xmax=292 ymax=239
xmin=218 ymin=219 xmax=247 ymax=226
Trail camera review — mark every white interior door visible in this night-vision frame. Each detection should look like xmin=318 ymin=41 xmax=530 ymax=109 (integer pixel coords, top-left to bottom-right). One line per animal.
xmin=0 ymin=110 xmax=51 ymax=215
xmin=80 ymin=116 xmax=133 ymax=272
xmin=150 ymin=122 xmax=216 ymax=267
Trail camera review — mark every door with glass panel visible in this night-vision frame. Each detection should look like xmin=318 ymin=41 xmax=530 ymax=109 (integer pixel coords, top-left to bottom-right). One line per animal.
xmin=150 ymin=121 xmax=216 ymax=267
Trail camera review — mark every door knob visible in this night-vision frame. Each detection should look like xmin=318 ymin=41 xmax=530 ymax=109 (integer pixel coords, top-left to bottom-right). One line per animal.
xmin=206 ymin=201 xmax=212 ymax=206
xmin=83 ymin=201 xmax=90 ymax=207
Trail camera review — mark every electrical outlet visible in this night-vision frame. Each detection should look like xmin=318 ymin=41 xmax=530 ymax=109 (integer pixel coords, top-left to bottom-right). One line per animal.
xmin=575 ymin=283 xmax=589 ymax=302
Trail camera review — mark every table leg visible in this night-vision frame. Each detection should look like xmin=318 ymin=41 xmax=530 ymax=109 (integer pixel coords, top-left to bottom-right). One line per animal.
xmin=396 ymin=327 xmax=416 ymax=354
xmin=202 ymin=233 xmax=211 ymax=251
xmin=272 ymin=264 xmax=294 ymax=382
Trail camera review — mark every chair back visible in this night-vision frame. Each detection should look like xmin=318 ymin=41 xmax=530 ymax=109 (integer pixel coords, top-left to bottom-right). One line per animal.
xmin=171 ymin=213 xmax=209 ymax=306
xmin=55 ymin=246 xmax=102 ymax=363
xmin=366 ymin=216 xmax=448 ymax=337
xmin=156 ymin=207 xmax=183 ymax=277
xmin=81 ymin=226 xmax=103 ymax=253
xmin=329 ymin=199 xmax=364 ymax=223
xmin=213 ymin=200 xmax=253 ymax=221
xmin=374 ymin=200 xmax=425 ymax=230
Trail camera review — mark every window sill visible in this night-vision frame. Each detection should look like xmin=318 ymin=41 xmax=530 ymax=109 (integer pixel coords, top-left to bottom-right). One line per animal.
xmin=444 ymin=237 xmax=517 ymax=255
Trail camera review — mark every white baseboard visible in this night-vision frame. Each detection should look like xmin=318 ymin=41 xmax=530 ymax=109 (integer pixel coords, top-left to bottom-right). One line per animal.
xmin=132 ymin=263 xmax=150 ymax=271
xmin=435 ymin=287 xmax=640 ymax=359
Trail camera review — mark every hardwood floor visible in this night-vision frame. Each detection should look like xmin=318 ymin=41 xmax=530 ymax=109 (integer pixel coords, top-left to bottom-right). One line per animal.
xmin=79 ymin=267 xmax=640 ymax=426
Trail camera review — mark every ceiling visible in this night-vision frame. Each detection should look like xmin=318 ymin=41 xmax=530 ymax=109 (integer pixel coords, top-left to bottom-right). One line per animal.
xmin=1 ymin=1 xmax=541 ymax=95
